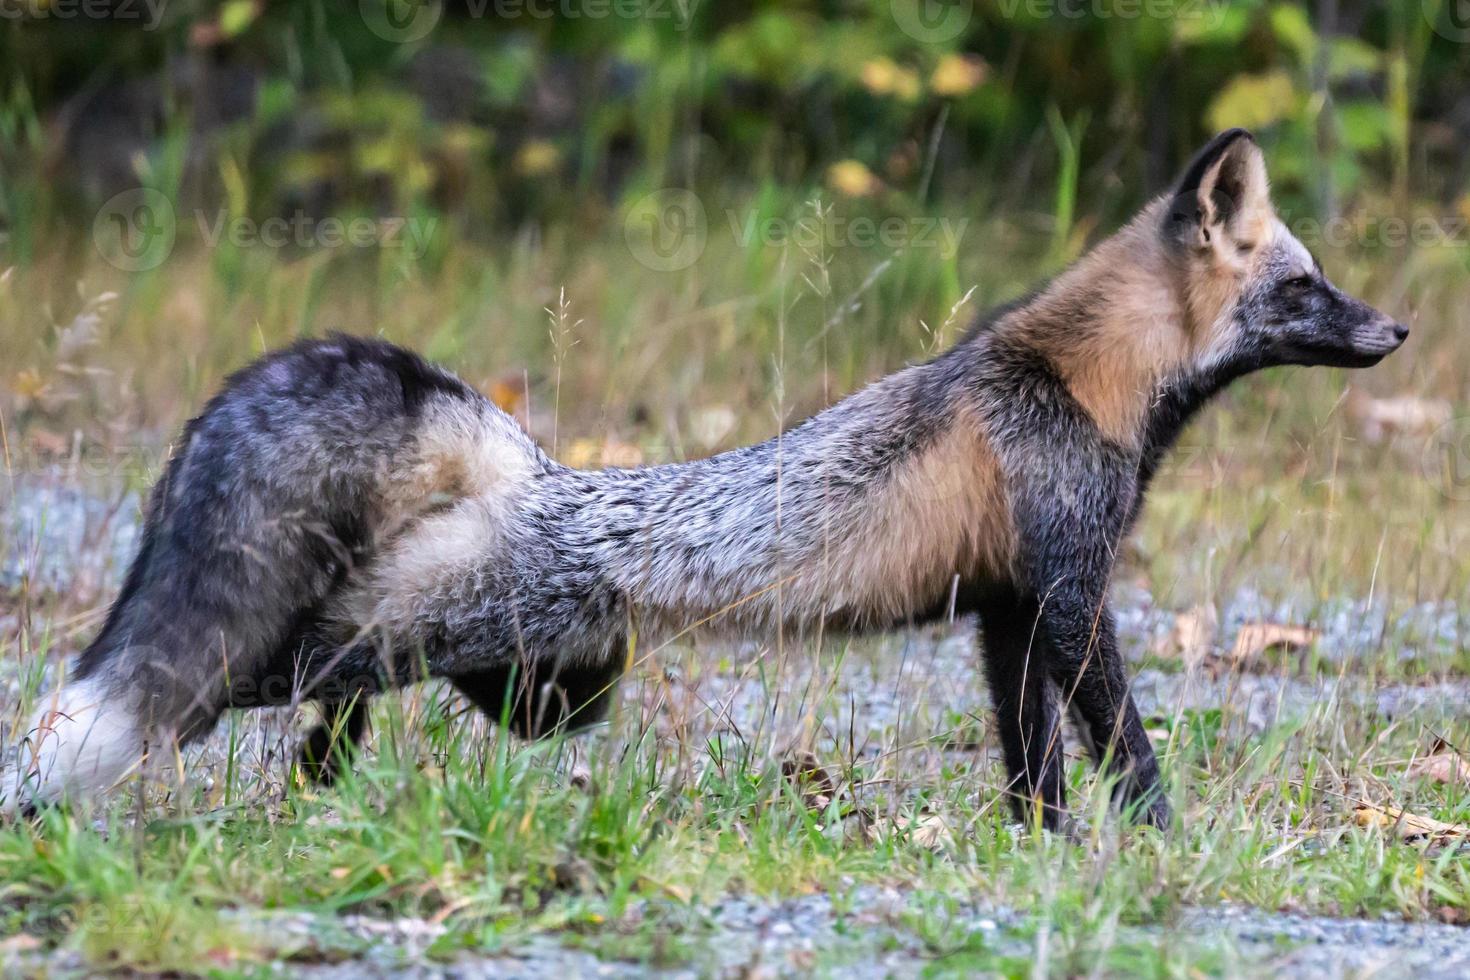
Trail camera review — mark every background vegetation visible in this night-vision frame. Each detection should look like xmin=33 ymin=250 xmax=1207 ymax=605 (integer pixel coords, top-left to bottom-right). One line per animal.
xmin=3 ymin=0 xmax=1468 ymax=422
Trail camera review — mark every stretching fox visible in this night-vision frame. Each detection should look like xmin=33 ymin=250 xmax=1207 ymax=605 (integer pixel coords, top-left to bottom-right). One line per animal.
xmin=3 ymin=131 xmax=1407 ymax=829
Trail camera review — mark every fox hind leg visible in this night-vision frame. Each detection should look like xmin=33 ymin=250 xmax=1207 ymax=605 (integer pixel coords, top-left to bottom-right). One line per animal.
xmin=451 ymin=656 xmax=621 ymax=741
xmin=297 ymin=698 xmax=373 ymax=786
xmin=976 ymin=591 xmax=1067 ymax=831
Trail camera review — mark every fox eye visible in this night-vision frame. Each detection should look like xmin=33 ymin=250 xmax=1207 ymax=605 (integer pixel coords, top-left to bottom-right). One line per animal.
xmin=1283 ymin=274 xmax=1315 ymax=289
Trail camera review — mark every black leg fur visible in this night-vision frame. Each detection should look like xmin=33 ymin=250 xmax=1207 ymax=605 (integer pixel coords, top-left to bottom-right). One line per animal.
xmin=297 ymin=698 xmax=372 ymax=786
xmin=1039 ymin=598 xmax=1169 ymax=829
xmin=977 ymin=592 xmax=1067 ymax=830
xmin=1011 ymin=443 xmax=1171 ymax=831
xmin=451 ymin=657 xmax=622 ymax=740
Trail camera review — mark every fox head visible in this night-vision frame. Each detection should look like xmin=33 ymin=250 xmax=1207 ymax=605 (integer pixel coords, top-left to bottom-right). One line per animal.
xmin=1163 ymin=129 xmax=1408 ymax=371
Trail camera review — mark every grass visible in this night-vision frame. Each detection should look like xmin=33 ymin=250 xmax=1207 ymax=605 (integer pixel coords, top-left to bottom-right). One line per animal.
xmin=1 ymin=186 xmax=1468 ymax=976
xmin=0 ymin=655 xmax=1465 ymax=974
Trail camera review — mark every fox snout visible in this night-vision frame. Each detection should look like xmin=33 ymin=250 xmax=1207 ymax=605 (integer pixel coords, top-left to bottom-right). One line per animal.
xmin=1356 ymin=315 xmax=1409 ymax=359
xmin=1333 ymin=292 xmax=1409 ymax=367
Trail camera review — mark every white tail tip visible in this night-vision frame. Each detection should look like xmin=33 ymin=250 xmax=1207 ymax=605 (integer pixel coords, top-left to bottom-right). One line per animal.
xmin=2 ymin=678 xmax=144 ymax=815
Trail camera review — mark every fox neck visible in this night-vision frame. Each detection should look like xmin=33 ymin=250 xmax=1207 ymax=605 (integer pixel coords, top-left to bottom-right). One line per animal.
xmin=994 ymin=199 xmax=1241 ymax=452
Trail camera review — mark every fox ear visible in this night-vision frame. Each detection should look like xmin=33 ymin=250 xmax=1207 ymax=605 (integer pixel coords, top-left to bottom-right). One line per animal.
xmin=1164 ymin=129 xmax=1271 ymax=254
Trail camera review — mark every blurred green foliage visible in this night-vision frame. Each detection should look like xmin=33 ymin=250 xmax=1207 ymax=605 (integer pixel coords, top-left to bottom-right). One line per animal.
xmin=1 ymin=0 xmax=1467 ymax=255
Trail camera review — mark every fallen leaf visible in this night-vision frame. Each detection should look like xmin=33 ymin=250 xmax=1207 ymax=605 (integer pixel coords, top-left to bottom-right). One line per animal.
xmin=1353 ymin=802 xmax=1468 ymax=843
xmin=488 ymin=371 xmax=527 ymax=418
xmin=0 ymin=934 xmax=41 ymax=954
xmin=1346 ymin=388 xmax=1450 ymax=443
xmin=780 ymin=751 xmax=837 ymax=811
xmin=690 ymin=405 xmax=737 ymax=450
xmin=867 ymin=812 xmax=954 ymax=850
xmin=1153 ymin=604 xmax=1218 ymax=669
xmin=1408 ymin=740 xmax=1470 ymax=785
xmin=909 ymin=814 xmax=953 ymax=849
xmin=561 ymin=438 xmax=643 ymax=470
xmin=1229 ymin=622 xmax=1320 ymax=666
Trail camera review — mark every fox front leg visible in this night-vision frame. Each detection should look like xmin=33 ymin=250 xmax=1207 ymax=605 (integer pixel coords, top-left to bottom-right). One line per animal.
xmin=1039 ymin=589 xmax=1168 ymax=828
xmin=1013 ymin=466 xmax=1170 ymax=829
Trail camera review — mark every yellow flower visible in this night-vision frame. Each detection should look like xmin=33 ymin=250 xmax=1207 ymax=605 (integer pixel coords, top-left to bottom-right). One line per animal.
xmin=515 ymin=140 xmax=561 ymax=178
xmin=861 ymin=57 xmax=899 ymax=95
xmin=861 ymin=57 xmax=921 ymax=101
xmin=827 ymin=160 xmax=882 ymax=198
xmin=13 ymin=368 xmax=47 ymax=401
xmin=931 ymin=54 xmax=988 ymax=97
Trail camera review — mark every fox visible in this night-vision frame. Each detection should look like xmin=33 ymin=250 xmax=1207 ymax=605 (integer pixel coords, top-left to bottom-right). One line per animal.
xmin=2 ymin=130 xmax=1408 ymax=830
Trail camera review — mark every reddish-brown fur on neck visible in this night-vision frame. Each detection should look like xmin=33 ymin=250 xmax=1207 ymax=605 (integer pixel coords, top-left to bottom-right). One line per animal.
xmin=994 ymin=143 xmax=1276 ymax=447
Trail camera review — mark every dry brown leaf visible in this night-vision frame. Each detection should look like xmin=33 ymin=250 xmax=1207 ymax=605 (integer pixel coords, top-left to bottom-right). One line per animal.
xmin=27 ymin=428 xmax=69 ymax=457
xmin=1153 ymin=604 xmax=1218 ymax=669
xmin=867 ymin=812 xmax=954 ymax=850
xmin=488 ymin=371 xmax=528 ymax=418
xmin=1346 ymin=388 xmax=1451 ymax=443
xmin=1353 ymin=802 xmax=1469 ymax=843
xmin=780 ymin=751 xmax=837 ymax=811
xmin=908 ymin=814 xmax=953 ymax=850
xmin=0 ymin=934 xmax=41 ymax=954
xmin=690 ymin=405 xmax=737 ymax=450
xmin=1229 ymin=622 xmax=1320 ymax=665
xmin=1408 ymin=740 xmax=1470 ymax=785
xmin=561 ymin=438 xmax=644 ymax=470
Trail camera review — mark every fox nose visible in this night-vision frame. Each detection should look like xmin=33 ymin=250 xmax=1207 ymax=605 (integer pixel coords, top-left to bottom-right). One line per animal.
xmin=1391 ymin=322 xmax=1410 ymax=342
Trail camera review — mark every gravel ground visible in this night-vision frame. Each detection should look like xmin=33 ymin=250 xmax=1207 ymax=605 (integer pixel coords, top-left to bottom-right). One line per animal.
xmin=12 ymin=892 xmax=1467 ymax=978
xmin=1188 ymin=906 xmax=1470 ymax=980
xmin=4 ymin=474 xmax=1468 ymax=978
